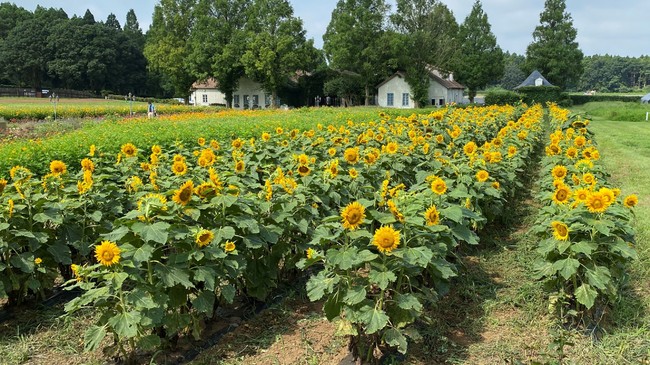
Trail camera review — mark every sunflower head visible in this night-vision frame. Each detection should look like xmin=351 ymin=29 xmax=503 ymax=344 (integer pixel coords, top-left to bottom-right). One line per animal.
xmin=121 ymin=143 xmax=137 ymax=158
xmin=476 ymin=170 xmax=489 ymax=182
xmin=94 ymin=240 xmax=121 ymax=266
xmin=234 ymin=160 xmax=246 ymax=173
xmin=173 ymin=180 xmax=194 ymax=206
xmin=349 ymin=168 xmax=358 ymax=179
xmin=172 ymin=161 xmax=188 ymax=175
xmin=151 ymin=145 xmax=162 ymax=155
xmin=552 ymin=185 xmax=571 ymax=205
xmin=431 ymin=178 xmax=447 ymax=195
xmin=424 ymin=205 xmax=440 ymax=226
xmin=341 ymin=201 xmax=366 ymax=230
xmin=373 ymin=225 xmax=400 ymax=253
xmin=574 ymin=188 xmax=589 ymax=202
xmin=297 ymin=164 xmax=311 ymax=177
xmin=231 ymin=138 xmax=244 ymax=149
xmin=586 ymin=191 xmax=608 ymax=213
xmin=196 ymin=229 xmax=214 ymax=247
xmin=463 ymin=141 xmax=477 ymax=156
xmin=624 ymin=194 xmax=638 ymax=208
xmin=0 ymin=178 xmax=7 ymax=194
xmin=198 ymin=137 xmax=206 ymax=146
xmin=262 ymin=132 xmax=271 ymax=141
xmin=344 ymin=147 xmax=360 ymax=164
xmin=385 ymin=142 xmax=399 ymax=154
xmin=551 ymin=165 xmax=567 ymax=180
xmin=224 ymin=241 xmax=236 ymax=252
xmin=551 ymin=221 xmax=569 ymax=241
xmin=49 ymin=160 xmax=67 ymax=175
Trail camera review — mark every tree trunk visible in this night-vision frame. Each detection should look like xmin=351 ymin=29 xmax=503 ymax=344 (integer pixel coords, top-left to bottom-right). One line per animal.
xmin=271 ymin=89 xmax=278 ymax=109
xmin=469 ymin=89 xmax=476 ymax=104
xmin=364 ymin=86 xmax=370 ymax=106
xmin=225 ymin=91 xmax=233 ymax=108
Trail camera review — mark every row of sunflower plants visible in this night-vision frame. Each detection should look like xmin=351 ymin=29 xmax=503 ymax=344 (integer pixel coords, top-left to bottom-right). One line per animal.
xmin=0 ymin=104 xmax=544 ymax=362
xmin=531 ymin=103 xmax=638 ymax=325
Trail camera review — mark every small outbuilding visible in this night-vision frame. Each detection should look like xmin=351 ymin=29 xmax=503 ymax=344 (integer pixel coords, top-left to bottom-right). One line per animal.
xmin=641 ymin=93 xmax=650 ymax=103
xmin=514 ymin=70 xmax=553 ymax=89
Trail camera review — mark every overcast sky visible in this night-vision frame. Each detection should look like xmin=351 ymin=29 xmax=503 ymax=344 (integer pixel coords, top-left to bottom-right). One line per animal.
xmin=10 ymin=0 xmax=650 ymax=57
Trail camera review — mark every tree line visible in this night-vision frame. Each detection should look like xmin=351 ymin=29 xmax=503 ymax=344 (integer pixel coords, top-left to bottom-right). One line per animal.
xmin=1 ymin=0 xmax=643 ymax=106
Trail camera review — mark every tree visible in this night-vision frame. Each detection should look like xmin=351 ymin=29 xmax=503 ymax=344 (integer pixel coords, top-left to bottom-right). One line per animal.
xmin=144 ymin=0 xmax=197 ymax=101
xmin=105 ymin=13 xmax=121 ymax=30
xmin=498 ymin=52 xmax=526 ymax=90
xmin=323 ymin=0 xmax=391 ymax=105
xmin=391 ymin=0 xmax=459 ymax=107
xmin=0 ymin=3 xmax=31 ymax=40
xmin=241 ymin=0 xmax=313 ymax=107
xmin=82 ymin=9 xmax=96 ymax=24
xmin=526 ymin=0 xmax=583 ymax=89
xmin=189 ymin=0 xmax=249 ymax=108
xmin=455 ymin=0 xmax=503 ymax=102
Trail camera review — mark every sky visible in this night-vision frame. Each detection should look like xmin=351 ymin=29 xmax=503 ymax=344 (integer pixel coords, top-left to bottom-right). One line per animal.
xmin=9 ymin=0 xmax=650 ymax=57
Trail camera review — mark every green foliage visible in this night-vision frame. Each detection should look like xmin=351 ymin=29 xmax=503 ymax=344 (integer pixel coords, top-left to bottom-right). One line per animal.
xmin=526 ymin=0 xmax=583 ymax=89
xmin=517 ymin=86 xmax=570 ymax=106
xmin=579 ymin=55 xmax=650 ymax=93
xmin=484 ymin=88 xmax=521 ymax=106
xmin=569 ymin=94 xmax=642 ymax=105
xmin=497 ymin=52 xmax=527 ymax=90
xmin=455 ymin=0 xmax=504 ymax=102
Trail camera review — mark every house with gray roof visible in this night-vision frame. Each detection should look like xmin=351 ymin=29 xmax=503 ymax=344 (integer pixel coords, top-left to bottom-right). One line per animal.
xmin=515 ymin=70 xmax=553 ymax=89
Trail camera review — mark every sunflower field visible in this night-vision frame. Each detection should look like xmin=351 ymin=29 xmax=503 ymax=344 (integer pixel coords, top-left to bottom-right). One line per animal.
xmin=0 ymin=103 xmax=638 ymax=363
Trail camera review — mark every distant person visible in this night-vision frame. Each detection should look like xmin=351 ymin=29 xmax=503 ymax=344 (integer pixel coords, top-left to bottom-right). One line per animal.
xmin=326 ymin=96 xmax=331 ymax=106
xmin=147 ymin=101 xmax=156 ymax=118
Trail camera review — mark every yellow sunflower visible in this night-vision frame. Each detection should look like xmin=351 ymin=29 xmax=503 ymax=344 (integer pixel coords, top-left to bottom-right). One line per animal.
xmin=463 ymin=141 xmax=477 ymax=156
xmin=476 ymin=170 xmax=489 ymax=182
xmin=173 ymin=154 xmax=185 ymax=163
xmin=196 ymin=229 xmax=214 ymax=247
xmin=566 ymin=147 xmax=578 ymax=159
xmin=424 ymin=205 xmax=440 ymax=226
xmin=385 ymin=142 xmax=399 ymax=154
xmin=586 ymin=191 xmax=608 ymax=213
xmin=34 ymin=257 xmax=42 ymax=265
xmin=198 ymin=137 xmax=206 ymax=146
xmin=574 ymin=188 xmax=589 ymax=203
xmin=173 ymin=180 xmax=194 ymax=206
xmin=121 ymin=143 xmax=137 ymax=158
xmin=349 ymin=168 xmax=358 ymax=179
xmin=0 ymin=178 xmax=7 ymax=194
xmin=172 ymin=161 xmax=188 ymax=175
xmin=341 ymin=201 xmax=366 ymax=230
xmin=94 ymin=240 xmax=121 ymax=266
xmin=372 ymin=225 xmax=400 ymax=253
xmin=492 ymin=181 xmax=500 ymax=189
xmin=624 ymin=194 xmax=638 ymax=208
xmin=195 ymin=182 xmax=214 ymax=199
xmin=262 ymin=132 xmax=271 ymax=141
xmin=151 ymin=145 xmax=162 ymax=155
xmin=574 ymin=135 xmax=586 ymax=147
xmin=234 ymin=160 xmax=245 ymax=173
xmin=552 ymin=185 xmax=572 ymax=205
xmin=431 ymin=178 xmax=447 ymax=195
xmin=344 ymin=147 xmax=360 ymax=164
xmin=224 ymin=241 xmax=236 ymax=252
xmin=551 ymin=165 xmax=567 ymax=180
xmin=231 ymin=138 xmax=243 ymax=149
xmin=599 ymin=187 xmax=615 ymax=205
xmin=507 ymin=146 xmax=517 ymax=158
xmin=49 ymin=160 xmax=67 ymax=175
xmin=297 ymin=164 xmax=311 ymax=177
xmin=551 ymin=221 xmax=569 ymax=241
xmin=583 ymin=173 xmax=595 ymax=185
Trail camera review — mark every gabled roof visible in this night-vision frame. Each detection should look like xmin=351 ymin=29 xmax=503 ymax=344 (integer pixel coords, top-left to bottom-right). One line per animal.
xmin=515 ymin=70 xmax=553 ymax=89
xmin=192 ymin=78 xmax=219 ymax=89
xmin=376 ymin=69 xmax=465 ymax=90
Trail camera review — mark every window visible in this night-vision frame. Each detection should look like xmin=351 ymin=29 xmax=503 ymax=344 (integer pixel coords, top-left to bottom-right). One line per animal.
xmin=402 ymin=93 xmax=409 ymax=106
xmin=202 ymin=94 xmax=208 ymax=103
xmin=431 ymin=99 xmax=436 ymax=106
xmin=439 ymin=98 xmax=445 ymax=106
xmin=233 ymin=95 xmax=240 ymax=107
xmin=387 ymin=93 xmax=394 ymax=106
xmin=252 ymin=95 xmax=259 ymax=108
xmin=265 ymin=94 xmax=271 ymax=107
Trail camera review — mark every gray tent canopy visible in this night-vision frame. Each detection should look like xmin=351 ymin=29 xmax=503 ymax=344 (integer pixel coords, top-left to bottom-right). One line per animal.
xmin=514 ymin=70 xmax=554 ymax=89
xmin=641 ymin=93 xmax=650 ymax=103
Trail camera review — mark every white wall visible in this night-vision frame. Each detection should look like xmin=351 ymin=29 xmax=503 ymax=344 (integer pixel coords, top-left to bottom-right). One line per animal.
xmin=377 ymin=75 xmax=415 ymax=109
xmin=191 ymin=88 xmax=226 ymax=106
xmin=233 ymin=77 xmax=270 ymax=109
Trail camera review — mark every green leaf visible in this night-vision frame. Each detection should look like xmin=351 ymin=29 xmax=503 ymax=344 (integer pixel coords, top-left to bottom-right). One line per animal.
xmin=221 ymin=284 xmax=236 ymax=304
xmin=450 ymin=224 xmax=479 ymax=245
xmin=575 ymin=283 xmax=598 ymax=309
xmin=215 ymin=226 xmax=236 ymax=242
xmin=344 ymin=286 xmax=367 ymax=306
xmin=138 ymin=334 xmax=161 ymax=351
xmin=369 ymin=269 xmax=396 ymax=290
xmin=140 ymin=222 xmax=170 ymax=244
xmin=552 ymin=258 xmax=581 ymax=280
xmin=383 ymin=328 xmax=408 ymax=354
xmin=47 ymin=242 xmax=71 ymax=264
xmin=432 ymin=258 xmax=457 ymax=279
xmin=611 ymin=241 xmax=638 ymax=260
xmin=585 ymin=266 xmax=611 ymax=290
xmin=84 ymin=325 xmax=107 ymax=352
xmin=557 ymin=240 xmax=571 ymax=254
xmin=194 ymin=266 xmax=216 ymax=291
xmin=127 ymin=289 xmax=157 ymax=309
xmin=570 ymin=241 xmax=597 ymax=256
xmin=324 ymin=294 xmax=344 ymax=321
xmin=536 ymin=238 xmax=556 ymax=256
xmin=192 ymin=290 xmax=215 ymax=316
xmin=399 ymin=247 xmax=434 ymax=267
xmin=360 ymin=306 xmax=389 ymax=334
xmin=356 ymin=249 xmax=379 ymax=263
xmin=348 ymin=229 xmax=373 ymax=240
xmin=10 ymin=252 xmax=34 ymax=273
xmin=132 ymin=244 xmax=154 ymax=265
xmin=327 ymin=247 xmax=358 ymax=270
xmin=306 ymin=270 xmax=339 ymax=301
xmin=441 ymin=206 xmax=463 ymax=223
xmin=395 ymin=293 xmax=422 ymax=311
xmin=107 ymin=311 xmax=141 ymax=339
xmin=101 ymin=226 xmax=129 ymax=242
xmin=155 ymin=263 xmax=194 ymax=289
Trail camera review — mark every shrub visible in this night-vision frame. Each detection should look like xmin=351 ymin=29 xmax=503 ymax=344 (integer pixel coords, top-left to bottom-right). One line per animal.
xmin=484 ymin=88 xmax=521 ymax=105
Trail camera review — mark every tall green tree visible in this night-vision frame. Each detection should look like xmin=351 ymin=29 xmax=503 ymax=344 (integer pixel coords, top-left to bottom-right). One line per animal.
xmin=144 ymin=0 xmax=197 ymax=100
xmin=498 ymin=52 xmax=526 ymax=90
xmin=526 ymin=0 xmax=583 ymax=89
xmin=0 ymin=3 xmax=31 ymax=40
xmin=241 ymin=0 xmax=314 ymax=107
xmin=323 ymin=0 xmax=391 ymax=105
xmin=105 ymin=13 xmax=121 ymax=30
xmin=391 ymin=0 xmax=459 ymax=107
xmin=190 ymin=0 xmax=249 ymax=108
xmin=455 ymin=0 xmax=503 ymax=102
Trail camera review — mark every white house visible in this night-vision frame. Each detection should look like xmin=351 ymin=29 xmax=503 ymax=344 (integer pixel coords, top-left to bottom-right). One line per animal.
xmin=190 ymin=77 xmax=275 ymax=109
xmin=377 ymin=67 xmax=465 ymax=108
